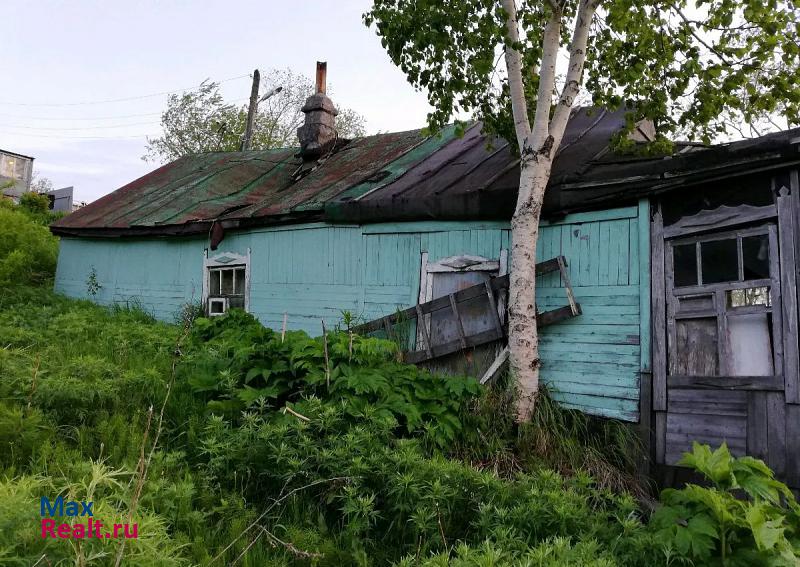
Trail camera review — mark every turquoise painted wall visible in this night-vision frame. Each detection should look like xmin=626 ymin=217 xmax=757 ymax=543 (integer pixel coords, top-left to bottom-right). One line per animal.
xmin=55 ymin=203 xmax=649 ymax=422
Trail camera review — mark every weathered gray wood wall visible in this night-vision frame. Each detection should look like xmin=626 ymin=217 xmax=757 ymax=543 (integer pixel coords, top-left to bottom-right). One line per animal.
xmin=651 ymin=169 xmax=800 ymax=490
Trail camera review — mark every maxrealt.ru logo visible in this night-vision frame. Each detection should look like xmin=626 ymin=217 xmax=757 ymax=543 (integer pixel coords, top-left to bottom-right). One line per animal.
xmin=40 ymin=496 xmax=138 ymax=539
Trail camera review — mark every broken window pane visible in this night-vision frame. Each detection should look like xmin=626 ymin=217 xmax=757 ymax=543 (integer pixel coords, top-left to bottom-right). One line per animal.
xmin=742 ymin=234 xmax=770 ymax=280
xmin=673 ymin=244 xmax=698 ymax=287
xmin=674 ymin=317 xmax=718 ymax=375
xmin=728 ymin=313 xmax=774 ymax=376
xmin=210 ymin=270 xmax=221 ymax=295
xmin=234 ymin=268 xmax=246 ymax=295
xmin=221 ymin=269 xmax=234 ymax=294
xmin=701 ymin=239 xmax=738 ymax=284
xmin=727 ymin=286 xmax=771 ymax=308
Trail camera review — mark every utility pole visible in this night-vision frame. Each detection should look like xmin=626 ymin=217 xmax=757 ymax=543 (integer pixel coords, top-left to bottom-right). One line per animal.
xmin=241 ymin=69 xmax=260 ymax=151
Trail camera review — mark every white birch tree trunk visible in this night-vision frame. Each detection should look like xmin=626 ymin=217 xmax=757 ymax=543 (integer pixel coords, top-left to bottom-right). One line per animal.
xmin=509 ymin=156 xmax=552 ymax=419
xmin=501 ymin=0 xmax=600 ymax=421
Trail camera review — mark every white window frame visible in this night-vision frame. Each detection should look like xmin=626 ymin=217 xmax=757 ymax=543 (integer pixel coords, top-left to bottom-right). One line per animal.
xmin=202 ymin=248 xmax=251 ymax=316
xmin=416 ymin=250 xmax=508 ymax=348
xmin=208 ymin=297 xmax=229 ymax=316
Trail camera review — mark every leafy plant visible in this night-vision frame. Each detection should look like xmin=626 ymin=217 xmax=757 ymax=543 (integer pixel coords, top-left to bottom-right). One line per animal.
xmin=651 ymin=442 xmax=800 ymax=565
xmin=86 ymin=266 xmax=102 ymax=298
xmin=181 ymin=309 xmax=480 ymax=446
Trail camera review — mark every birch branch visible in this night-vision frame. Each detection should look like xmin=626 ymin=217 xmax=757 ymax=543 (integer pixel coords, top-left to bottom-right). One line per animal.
xmin=531 ymin=4 xmax=563 ymax=150
xmin=549 ymin=0 xmax=601 ymax=151
xmin=501 ymin=0 xmax=531 ymax=150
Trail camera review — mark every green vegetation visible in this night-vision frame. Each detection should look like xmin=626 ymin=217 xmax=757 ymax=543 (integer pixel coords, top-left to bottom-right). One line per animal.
xmin=0 ymin=197 xmax=59 ymax=287
xmin=1 ymin=201 xmax=799 ymax=565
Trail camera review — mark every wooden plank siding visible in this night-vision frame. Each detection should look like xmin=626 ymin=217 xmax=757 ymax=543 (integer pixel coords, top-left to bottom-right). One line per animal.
xmin=55 ymin=206 xmax=649 ymax=423
xmin=536 ymin=203 xmax=648 ymax=422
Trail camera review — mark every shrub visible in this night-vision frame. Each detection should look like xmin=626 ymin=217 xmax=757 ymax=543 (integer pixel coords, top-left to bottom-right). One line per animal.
xmin=0 ymin=205 xmax=58 ymax=285
xmin=651 ymin=442 xmax=800 ymax=564
xmin=181 ymin=310 xmax=481 ymax=446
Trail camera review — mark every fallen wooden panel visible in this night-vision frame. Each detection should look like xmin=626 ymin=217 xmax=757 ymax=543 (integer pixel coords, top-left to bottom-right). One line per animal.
xmin=354 ymin=255 xmax=582 ymax=364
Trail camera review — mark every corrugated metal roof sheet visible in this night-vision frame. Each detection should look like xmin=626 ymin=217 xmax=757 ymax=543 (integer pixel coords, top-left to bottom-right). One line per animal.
xmin=52 ymin=107 xmax=800 ymax=237
xmin=53 ymin=127 xmax=447 ymax=235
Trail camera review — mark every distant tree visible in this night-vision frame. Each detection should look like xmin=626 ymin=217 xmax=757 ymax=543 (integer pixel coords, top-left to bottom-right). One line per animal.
xmin=18 ymin=192 xmax=50 ymax=215
xmin=144 ymin=68 xmax=368 ymax=163
xmin=30 ymin=171 xmax=54 ymax=194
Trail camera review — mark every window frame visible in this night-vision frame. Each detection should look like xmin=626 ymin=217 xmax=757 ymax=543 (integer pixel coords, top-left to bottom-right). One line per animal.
xmin=202 ymin=249 xmax=251 ymax=316
xmin=665 ymin=224 xmax=782 ymax=380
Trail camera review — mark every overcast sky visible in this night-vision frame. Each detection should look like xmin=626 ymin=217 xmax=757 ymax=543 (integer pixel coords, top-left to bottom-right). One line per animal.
xmin=1 ymin=1 xmax=434 ymax=203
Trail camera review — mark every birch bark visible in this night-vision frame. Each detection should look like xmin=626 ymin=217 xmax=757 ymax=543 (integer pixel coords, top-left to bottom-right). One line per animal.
xmin=502 ymin=0 xmax=600 ymax=420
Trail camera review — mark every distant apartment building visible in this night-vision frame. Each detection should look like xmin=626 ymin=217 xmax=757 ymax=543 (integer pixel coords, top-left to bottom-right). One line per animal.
xmin=0 ymin=149 xmax=34 ymax=202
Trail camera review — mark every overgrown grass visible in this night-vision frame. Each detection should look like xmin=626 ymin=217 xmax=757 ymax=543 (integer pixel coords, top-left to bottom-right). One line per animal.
xmin=1 ymin=283 xmax=798 ymax=565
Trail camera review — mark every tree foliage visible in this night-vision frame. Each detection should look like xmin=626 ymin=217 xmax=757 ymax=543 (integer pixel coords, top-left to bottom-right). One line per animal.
xmin=0 ymin=199 xmax=58 ymax=286
xmin=144 ymin=68 xmax=368 ymax=163
xmin=29 ymin=170 xmax=54 ymax=194
xmin=365 ymin=0 xmax=800 ymax=144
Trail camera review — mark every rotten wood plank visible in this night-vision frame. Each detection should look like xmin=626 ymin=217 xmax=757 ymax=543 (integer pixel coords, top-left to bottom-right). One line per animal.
xmin=766 ymin=392 xmax=786 ymax=477
xmin=652 ymin=206 xmax=668 ymax=411
xmin=655 ymin=411 xmax=667 ymax=464
xmin=778 ymin=194 xmax=800 ymax=403
xmin=402 ymin=301 xmax=581 ymax=364
xmin=667 ymin=375 xmax=784 ymax=391
xmin=449 ymin=293 xmax=468 ymax=350
xmin=557 ymin=255 xmax=580 ymax=316
xmin=484 ymin=280 xmax=504 ymax=334
xmin=415 ymin=304 xmax=433 ymax=359
xmin=747 ymin=391 xmax=769 ymax=461
xmin=404 ymin=327 xmax=504 ymax=364
xmin=480 ymin=346 xmax=509 ymax=385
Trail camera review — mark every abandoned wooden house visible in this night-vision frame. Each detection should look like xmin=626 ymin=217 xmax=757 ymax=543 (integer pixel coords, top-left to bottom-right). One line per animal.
xmin=51 ymin=66 xmax=800 ymax=490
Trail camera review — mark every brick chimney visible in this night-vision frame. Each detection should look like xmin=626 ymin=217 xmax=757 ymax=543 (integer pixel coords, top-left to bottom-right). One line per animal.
xmin=297 ymin=62 xmax=338 ymax=159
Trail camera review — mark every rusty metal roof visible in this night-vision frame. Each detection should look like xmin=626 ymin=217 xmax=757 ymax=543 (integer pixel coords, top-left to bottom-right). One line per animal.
xmin=52 ymin=109 xmax=630 ymax=237
xmin=53 ymin=107 xmax=797 ymax=237
xmin=52 ymin=127 xmax=450 ymax=236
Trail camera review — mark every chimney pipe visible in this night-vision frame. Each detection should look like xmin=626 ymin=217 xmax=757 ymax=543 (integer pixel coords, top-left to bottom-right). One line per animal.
xmin=315 ymin=62 xmax=327 ymax=94
xmin=297 ymin=61 xmax=337 ymax=159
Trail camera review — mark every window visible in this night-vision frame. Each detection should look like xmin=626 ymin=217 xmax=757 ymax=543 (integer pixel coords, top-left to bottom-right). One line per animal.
xmin=1 ymin=156 xmax=16 ymax=179
xmin=203 ymin=250 xmax=250 ymax=316
xmin=417 ymin=252 xmax=507 ymax=350
xmin=671 ymin=230 xmax=771 ymax=287
xmin=667 ymin=226 xmax=778 ymax=378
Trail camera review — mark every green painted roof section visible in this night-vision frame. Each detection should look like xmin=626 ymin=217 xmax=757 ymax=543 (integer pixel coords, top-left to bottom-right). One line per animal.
xmin=51 ymin=128 xmax=438 ymax=234
xmin=294 ymin=123 xmax=460 ymax=212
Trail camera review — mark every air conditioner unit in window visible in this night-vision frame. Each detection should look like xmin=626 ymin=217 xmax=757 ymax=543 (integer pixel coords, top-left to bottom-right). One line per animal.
xmin=208 ymin=297 xmax=229 ymax=316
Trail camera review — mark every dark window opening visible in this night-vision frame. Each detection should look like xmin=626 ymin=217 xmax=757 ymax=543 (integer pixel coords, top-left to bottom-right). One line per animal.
xmin=701 ymin=239 xmax=739 ymax=284
xmin=673 ymin=244 xmax=698 ymax=287
xmin=742 ymin=235 xmax=770 ymax=280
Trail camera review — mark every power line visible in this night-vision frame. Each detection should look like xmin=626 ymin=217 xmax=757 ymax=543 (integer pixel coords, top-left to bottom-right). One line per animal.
xmin=0 ymin=111 xmax=163 ymax=121
xmin=0 ymin=121 xmax=159 ymax=131
xmin=0 ymin=96 xmax=251 ymax=122
xmin=0 ymin=74 xmax=250 ymax=107
xmin=0 ymin=131 xmax=153 ymax=139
